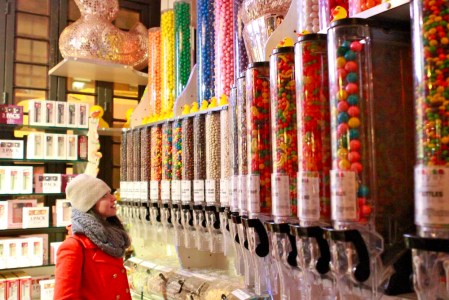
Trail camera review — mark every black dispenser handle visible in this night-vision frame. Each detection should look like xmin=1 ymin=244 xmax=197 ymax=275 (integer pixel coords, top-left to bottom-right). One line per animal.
xmin=245 ymin=218 xmax=270 ymax=258
xmin=404 ymin=234 xmax=449 ymax=253
xmin=231 ymin=214 xmax=241 ymax=244
xmin=326 ymin=228 xmax=370 ymax=282
xmin=290 ymin=225 xmax=330 ymax=275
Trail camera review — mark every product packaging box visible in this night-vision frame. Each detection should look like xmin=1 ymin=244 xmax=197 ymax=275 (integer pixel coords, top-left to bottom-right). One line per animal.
xmin=0 ymin=201 xmax=8 ymax=229
xmin=0 ymin=275 xmax=6 ymax=300
xmin=55 ymin=199 xmax=71 ymax=227
xmin=50 ymin=242 xmax=63 ymax=264
xmin=55 ymin=134 xmax=67 ymax=160
xmin=78 ymin=103 xmax=89 ymax=128
xmin=0 ymin=240 xmax=6 ymax=269
xmin=17 ymin=238 xmax=30 ymax=268
xmin=20 ymin=235 xmax=45 ymax=266
xmin=43 ymin=134 xmax=55 ymax=160
xmin=43 ymin=100 xmax=56 ymax=126
xmin=33 ymin=174 xmax=44 ymax=194
xmin=0 ymin=105 xmax=23 ymax=125
xmin=22 ymin=207 xmax=49 ymax=229
xmin=20 ymin=166 xmax=33 ymax=194
xmin=0 ymin=167 xmax=7 ymax=194
xmin=13 ymin=271 xmax=32 ymax=300
xmin=42 ymin=174 xmax=61 ymax=194
xmin=28 ymin=100 xmax=44 ymax=126
xmin=26 ymin=132 xmax=45 ymax=159
xmin=31 ymin=275 xmax=51 ymax=300
xmin=3 ymin=239 xmax=20 ymax=269
xmin=8 ymin=166 xmax=33 ymax=194
xmin=4 ymin=273 xmax=19 ymax=300
xmin=39 ymin=279 xmax=55 ymax=300
xmin=66 ymin=135 xmax=78 ymax=160
xmin=0 ymin=140 xmax=24 ymax=159
xmin=78 ymin=135 xmax=88 ymax=160
xmin=7 ymin=199 xmax=37 ymax=229
xmin=67 ymin=103 xmax=77 ymax=128
xmin=55 ymin=101 xmax=67 ymax=127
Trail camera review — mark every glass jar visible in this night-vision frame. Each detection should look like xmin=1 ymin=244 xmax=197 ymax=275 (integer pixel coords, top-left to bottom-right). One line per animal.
xmin=348 ymin=0 xmax=381 ymax=16
xmin=295 ymin=34 xmax=331 ymax=226
xmin=270 ymin=46 xmax=297 ymax=221
xmin=174 ymin=0 xmax=192 ymax=98
xmin=181 ymin=117 xmax=194 ymax=204
xmin=126 ymin=130 xmax=135 ymax=182
xmin=161 ymin=0 xmax=176 ymax=116
xmin=171 ymin=119 xmax=183 ymax=203
xmin=197 ymin=0 xmax=215 ymax=104
xmin=234 ymin=0 xmax=249 ymax=81
xmin=205 ymin=111 xmax=221 ymax=205
xmin=246 ymin=62 xmax=272 ymax=217
xmin=215 ymin=0 xmax=234 ymax=98
xmin=148 ymin=28 xmax=162 ymax=119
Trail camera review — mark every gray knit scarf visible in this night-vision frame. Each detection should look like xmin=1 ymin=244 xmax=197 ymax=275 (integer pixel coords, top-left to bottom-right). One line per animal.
xmin=71 ymin=208 xmax=131 ymax=258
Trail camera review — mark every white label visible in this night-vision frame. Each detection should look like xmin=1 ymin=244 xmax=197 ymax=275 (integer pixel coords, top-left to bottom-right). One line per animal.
xmin=239 ymin=175 xmax=248 ymax=214
xmin=205 ymin=179 xmax=216 ymax=204
xmin=171 ymin=180 xmax=181 ymax=202
xmin=161 ymin=180 xmax=171 ymax=203
xmin=248 ymin=175 xmax=260 ymax=214
xmin=231 ymin=175 xmax=239 ymax=211
xmin=415 ymin=166 xmax=449 ymax=225
xmin=181 ymin=180 xmax=192 ymax=204
xmin=193 ymin=180 xmax=205 ymax=203
xmin=150 ymin=180 xmax=159 ymax=202
xmin=129 ymin=182 xmax=135 ymax=201
xmin=133 ymin=182 xmax=140 ymax=202
xmin=220 ymin=179 xmax=229 ymax=206
xmin=140 ymin=181 xmax=149 ymax=203
xmin=298 ymin=172 xmax=320 ymax=221
xmin=122 ymin=181 xmax=129 ymax=200
xmin=271 ymin=173 xmax=290 ymax=217
xmin=331 ymin=170 xmax=357 ymax=221
xmin=231 ymin=289 xmax=252 ymax=300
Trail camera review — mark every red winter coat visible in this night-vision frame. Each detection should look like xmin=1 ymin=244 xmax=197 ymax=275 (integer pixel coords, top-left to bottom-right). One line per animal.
xmin=54 ymin=233 xmax=131 ymax=300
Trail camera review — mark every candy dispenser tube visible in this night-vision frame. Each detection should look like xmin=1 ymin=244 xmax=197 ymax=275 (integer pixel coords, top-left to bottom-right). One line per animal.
xmin=150 ymin=125 xmax=163 ymax=202
xmin=197 ymin=0 xmax=215 ymax=104
xmin=233 ymin=0 xmax=249 ymax=81
xmin=148 ymin=28 xmax=162 ymax=119
xmin=121 ymin=131 xmax=128 ymax=182
xmin=229 ymin=86 xmax=240 ymax=213
xmin=215 ymin=0 xmax=235 ymax=98
xmin=220 ymin=108 xmax=232 ymax=208
xmin=237 ymin=75 xmax=248 ymax=216
xmin=246 ymin=62 xmax=272 ymax=217
xmin=297 ymin=0 xmax=321 ymax=34
xmin=348 ymin=0 xmax=381 ymax=16
xmin=205 ymin=111 xmax=221 ymax=206
xmin=140 ymin=127 xmax=151 ymax=183
xmin=161 ymin=122 xmax=173 ymax=208
xmin=181 ymin=117 xmax=194 ymax=204
xmin=327 ymin=19 xmax=414 ymax=235
xmin=295 ymin=34 xmax=331 ymax=226
xmin=161 ymin=6 xmax=176 ymax=116
xmin=412 ymin=0 xmax=449 ymax=238
xmin=126 ymin=130 xmax=135 ymax=183
xmin=270 ymin=46 xmax=298 ymax=221
xmin=133 ymin=129 xmax=142 ymax=182
xmin=174 ymin=0 xmax=192 ymax=98
xmin=171 ymin=119 xmax=182 ymax=202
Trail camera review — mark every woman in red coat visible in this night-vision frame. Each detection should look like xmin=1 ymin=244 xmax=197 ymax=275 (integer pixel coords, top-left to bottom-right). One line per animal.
xmin=54 ymin=174 xmax=132 ymax=300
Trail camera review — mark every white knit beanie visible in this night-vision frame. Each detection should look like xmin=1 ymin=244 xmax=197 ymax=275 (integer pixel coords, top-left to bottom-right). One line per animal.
xmin=66 ymin=174 xmax=111 ymax=213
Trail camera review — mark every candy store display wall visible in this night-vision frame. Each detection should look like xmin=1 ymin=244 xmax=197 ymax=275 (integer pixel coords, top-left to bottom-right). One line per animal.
xmin=116 ymin=0 xmax=449 ymax=298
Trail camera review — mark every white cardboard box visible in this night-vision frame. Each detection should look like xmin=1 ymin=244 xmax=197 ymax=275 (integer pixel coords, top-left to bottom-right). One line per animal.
xmin=26 ymin=132 xmax=45 ymax=159
xmin=55 ymin=199 xmax=71 ymax=227
xmin=43 ymin=134 xmax=56 ymax=160
xmin=66 ymin=103 xmax=77 ymax=128
xmin=0 ymin=201 xmax=8 ymax=229
xmin=66 ymin=134 xmax=78 ymax=160
xmin=7 ymin=199 xmax=37 ymax=229
xmin=55 ymin=101 xmax=67 ymax=127
xmin=39 ymin=279 xmax=55 ymax=300
xmin=0 ymin=140 xmax=24 ymax=159
xmin=78 ymin=103 xmax=89 ymax=128
xmin=28 ymin=100 xmax=44 ymax=126
xmin=42 ymin=174 xmax=62 ymax=194
xmin=43 ymin=100 xmax=56 ymax=126
xmin=22 ymin=207 xmax=49 ymax=229
xmin=55 ymin=134 xmax=67 ymax=160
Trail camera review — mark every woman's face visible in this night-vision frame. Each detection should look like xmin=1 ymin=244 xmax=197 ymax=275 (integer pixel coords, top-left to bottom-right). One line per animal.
xmin=94 ymin=192 xmax=117 ymax=218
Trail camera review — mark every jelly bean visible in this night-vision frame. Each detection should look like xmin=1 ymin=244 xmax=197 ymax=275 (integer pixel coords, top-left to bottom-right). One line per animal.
xmin=172 ymin=120 xmax=183 ymax=180
xmin=161 ymin=8 xmax=175 ymax=116
xmin=174 ymin=1 xmax=192 ymax=98
xmin=162 ymin=122 xmax=173 ymax=180
xmin=182 ymin=118 xmax=194 ymax=180
xmin=151 ymin=126 xmax=162 ymax=181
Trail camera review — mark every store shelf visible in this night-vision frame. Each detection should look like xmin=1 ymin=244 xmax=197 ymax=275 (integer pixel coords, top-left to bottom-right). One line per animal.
xmin=0 ymin=264 xmax=55 ymax=272
xmin=0 ymin=124 xmax=87 ymax=133
xmin=97 ymin=127 xmax=124 ymax=137
xmin=354 ymin=0 xmax=410 ymax=22
xmin=0 ymin=226 xmax=67 ymax=236
xmin=0 ymin=158 xmax=87 ymax=163
xmin=0 ymin=193 xmax=64 ymax=197
xmin=49 ymin=57 xmax=148 ymax=86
